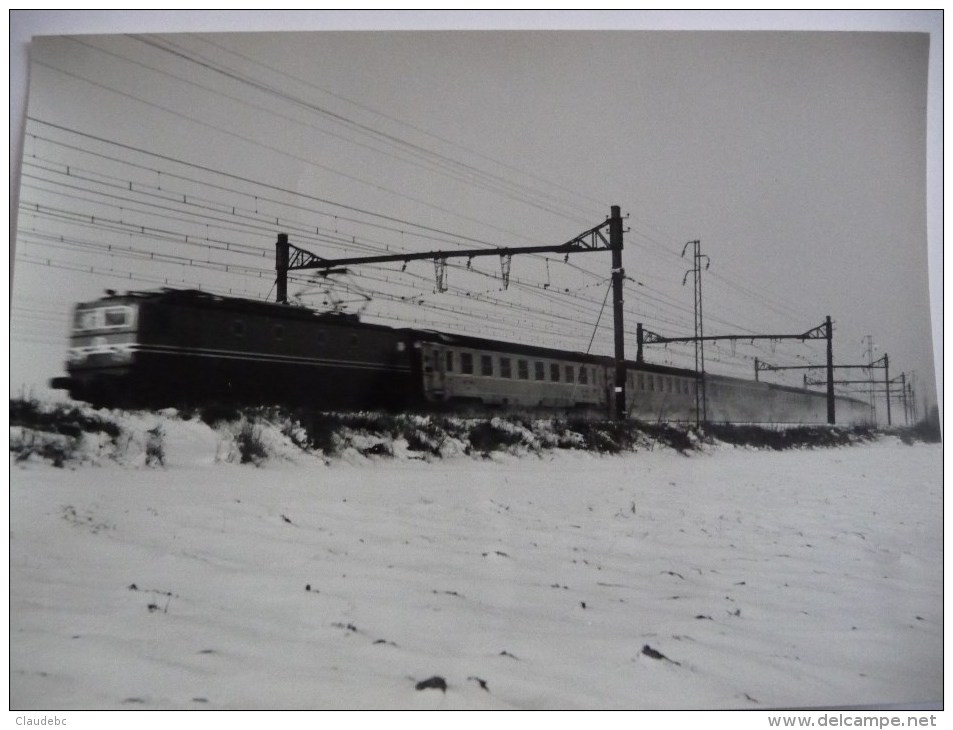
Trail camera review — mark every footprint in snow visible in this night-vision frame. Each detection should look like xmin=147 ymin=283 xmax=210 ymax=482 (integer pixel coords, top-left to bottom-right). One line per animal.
xmin=415 ymin=676 xmax=447 ymax=692
xmin=641 ymin=644 xmax=681 ymax=666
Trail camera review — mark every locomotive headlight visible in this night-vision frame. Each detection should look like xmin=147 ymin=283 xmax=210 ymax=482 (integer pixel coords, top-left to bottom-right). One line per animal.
xmin=67 ymin=347 xmax=87 ymax=363
xmin=112 ymin=344 xmax=135 ymax=362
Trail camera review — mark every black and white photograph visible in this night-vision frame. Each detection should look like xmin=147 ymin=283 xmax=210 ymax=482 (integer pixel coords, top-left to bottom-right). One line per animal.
xmin=8 ymin=11 xmax=943 ymax=717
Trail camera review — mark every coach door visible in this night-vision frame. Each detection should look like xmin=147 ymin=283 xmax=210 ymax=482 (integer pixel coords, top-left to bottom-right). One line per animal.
xmin=421 ymin=344 xmax=447 ymax=400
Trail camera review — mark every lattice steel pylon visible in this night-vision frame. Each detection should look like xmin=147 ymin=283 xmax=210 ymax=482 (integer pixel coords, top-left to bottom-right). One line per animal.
xmin=682 ymin=240 xmax=709 ymax=424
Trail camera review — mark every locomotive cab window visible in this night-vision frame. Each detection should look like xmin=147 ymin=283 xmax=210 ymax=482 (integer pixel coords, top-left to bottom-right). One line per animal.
xmin=104 ymin=308 xmax=130 ymax=327
xmin=232 ymin=319 xmax=246 ymax=337
xmin=74 ymin=305 xmax=137 ymax=331
xmin=75 ymin=310 xmax=97 ymax=330
xmin=273 ymin=324 xmax=285 ymax=341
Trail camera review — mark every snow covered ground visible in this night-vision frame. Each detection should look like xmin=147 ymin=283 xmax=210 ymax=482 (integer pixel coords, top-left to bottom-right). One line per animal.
xmin=9 ymin=412 xmax=943 ymax=711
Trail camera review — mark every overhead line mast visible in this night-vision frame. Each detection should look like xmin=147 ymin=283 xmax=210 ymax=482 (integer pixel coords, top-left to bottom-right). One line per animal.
xmin=275 ymin=206 xmax=630 ymax=419
xmin=638 ymin=317 xmax=837 ymax=425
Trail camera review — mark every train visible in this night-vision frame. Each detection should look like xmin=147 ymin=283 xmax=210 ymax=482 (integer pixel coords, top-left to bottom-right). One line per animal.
xmin=49 ymin=287 xmax=871 ymax=425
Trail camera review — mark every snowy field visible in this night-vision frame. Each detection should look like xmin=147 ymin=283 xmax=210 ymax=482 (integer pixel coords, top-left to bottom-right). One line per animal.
xmin=9 ymin=414 xmax=943 ymax=711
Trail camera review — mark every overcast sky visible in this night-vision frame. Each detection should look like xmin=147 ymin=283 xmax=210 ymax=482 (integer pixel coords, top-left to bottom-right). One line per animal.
xmin=9 ymin=11 xmax=941 ymax=420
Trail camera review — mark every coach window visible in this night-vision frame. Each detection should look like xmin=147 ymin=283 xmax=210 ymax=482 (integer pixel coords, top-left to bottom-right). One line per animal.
xmin=648 ymin=375 xmax=655 ymax=392
xmin=579 ymin=366 xmax=588 ymax=385
xmin=550 ymin=363 xmax=560 ymax=382
xmin=481 ymin=354 xmax=494 ymax=377
xmin=446 ymin=351 xmax=454 ymax=373
xmin=534 ymin=362 xmax=545 ymax=381
xmin=500 ymin=357 xmax=512 ymax=379
xmin=565 ymin=365 xmax=575 ymax=383
xmin=638 ymin=373 xmax=645 ymax=391
xmin=518 ymin=360 xmax=529 ymax=380
xmin=461 ymin=352 xmax=474 ymax=375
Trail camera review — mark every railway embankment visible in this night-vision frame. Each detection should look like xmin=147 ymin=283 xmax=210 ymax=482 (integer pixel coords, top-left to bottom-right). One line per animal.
xmin=8 ymin=397 xmax=939 ymax=469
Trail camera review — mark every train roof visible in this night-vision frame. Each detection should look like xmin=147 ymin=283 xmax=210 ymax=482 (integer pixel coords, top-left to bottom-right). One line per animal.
xmin=83 ymin=288 xmax=384 ymax=328
xmin=408 ymin=327 xmax=615 ymax=366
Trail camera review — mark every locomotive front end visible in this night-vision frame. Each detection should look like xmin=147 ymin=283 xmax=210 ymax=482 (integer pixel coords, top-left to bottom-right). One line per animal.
xmin=50 ymin=299 xmax=140 ymax=405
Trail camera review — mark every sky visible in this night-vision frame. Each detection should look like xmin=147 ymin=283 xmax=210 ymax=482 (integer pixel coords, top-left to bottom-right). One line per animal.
xmin=8 ymin=11 xmax=942 ymax=422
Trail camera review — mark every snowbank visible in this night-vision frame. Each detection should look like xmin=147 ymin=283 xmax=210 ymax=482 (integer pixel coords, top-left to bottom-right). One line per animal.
xmin=8 ymin=404 xmax=943 ymax=710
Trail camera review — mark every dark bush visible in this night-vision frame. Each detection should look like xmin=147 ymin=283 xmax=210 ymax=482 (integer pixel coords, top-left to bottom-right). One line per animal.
xmin=703 ymin=423 xmax=877 ymax=450
xmin=402 ymin=418 xmax=448 ymax=455
xmin=638 ymin=422 xmax=696 ymax=453
xmin=360 ymin=442 xmax=393 ymax=457
xmin=10 ymin=398 xmax=121 ymax=439
xmin=198 ymin=402 xmax=242 ymax=427
xmin=293 ymin=411 xmax=343 ymax=455
xmin=345 ymin=412 xmax=403 ymax=438
xmin=236 ymin=421 xmax=268 ymax=465
xmin=467 ymin=420 xmax=526 ymax=452
xmin=145 ymin=426 xmax=165 ymax=467
xmin=12 ymin=432 xmax=73 ymax=467
xmin=560 ymin=418 xmax=642 ymax=454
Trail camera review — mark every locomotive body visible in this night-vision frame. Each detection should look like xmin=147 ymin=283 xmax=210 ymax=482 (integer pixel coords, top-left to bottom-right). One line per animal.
xmin=51 ymin=288 xmax=870 ymax=425
xmin=53 ymin=290 xmax=417 ymax=410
